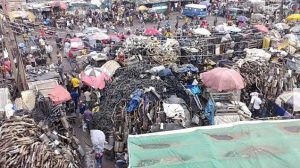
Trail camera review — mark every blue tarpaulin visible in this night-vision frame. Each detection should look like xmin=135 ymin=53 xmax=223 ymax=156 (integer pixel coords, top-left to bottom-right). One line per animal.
xmin=127 ymin=89 xmax=143 ymax=113
xmin=186 ymin=85 xmax=201 ymax=95
xmin=178 ymin=64 xmax=199 ymax=73
xmin=204 ymin=99 xmax=215 ymax=125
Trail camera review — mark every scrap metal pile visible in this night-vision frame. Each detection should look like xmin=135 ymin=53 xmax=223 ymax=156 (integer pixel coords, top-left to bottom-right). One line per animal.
xmin=91 ymin=64 xmax=190 ymax=134
xmin=239 ymin=60 xmax=297 ymax=100
xmin=0 ymin=116 xmax=81 ymax=168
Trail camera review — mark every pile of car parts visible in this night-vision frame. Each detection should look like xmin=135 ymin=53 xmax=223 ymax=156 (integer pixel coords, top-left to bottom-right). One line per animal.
xmin=91 ymin=64 xmax=189 ymax=132
xmin=0 ymin=116 xmax=81 ymax=168
xmin=239 ymin=60 xmax=297 ymax=99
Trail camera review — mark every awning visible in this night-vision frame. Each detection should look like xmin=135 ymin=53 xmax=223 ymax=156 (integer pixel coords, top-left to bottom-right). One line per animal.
xmin=128 ymin=119 xmax=300 ymax=168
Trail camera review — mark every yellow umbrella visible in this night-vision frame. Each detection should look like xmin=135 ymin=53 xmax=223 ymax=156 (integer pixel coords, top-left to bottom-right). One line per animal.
xmin=8 ymin=11 xmax=36 ymax=22
xmin=138 ymin=5 xmax=148 ymax=11
xmin=286 ymin=14 xmax=300 ymax=22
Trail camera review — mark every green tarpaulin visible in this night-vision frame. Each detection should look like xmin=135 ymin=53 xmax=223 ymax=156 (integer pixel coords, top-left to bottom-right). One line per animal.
xmin=128 ymin=120 xmax=300 ymax=168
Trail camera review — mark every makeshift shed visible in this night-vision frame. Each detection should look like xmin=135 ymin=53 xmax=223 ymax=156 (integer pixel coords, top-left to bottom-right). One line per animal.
xmin=128 ymin=120 xmax=300 ymax=168
xmin=100 ymin=60 xmax=121 ymax=77
xmin=28 ymin=79 xmax=58 ymax=97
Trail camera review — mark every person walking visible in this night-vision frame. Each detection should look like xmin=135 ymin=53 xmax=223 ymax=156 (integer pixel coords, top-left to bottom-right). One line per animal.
xmin=83 ymin=107 xmax=93 ymax=131
xmin=71 ymin=74 xmax=80 ymax=95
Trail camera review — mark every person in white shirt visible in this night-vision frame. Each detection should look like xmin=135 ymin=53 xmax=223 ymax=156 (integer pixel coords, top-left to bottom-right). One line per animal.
xmin=84 ymin=90 xmax=92 ymax=107
xmin=45 ymin=43 xmax=53 ymax=60
xmin=250 ymin=92 xmax=262 ymax=118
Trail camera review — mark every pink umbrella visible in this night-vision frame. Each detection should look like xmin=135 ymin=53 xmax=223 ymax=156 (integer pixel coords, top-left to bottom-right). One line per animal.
xmin=81 ymin=72 xmax=111 ymax=89
xmin=254 ymin=25 xmax=268 ymax=33
xmin=48 ymin=85 xmax=71 ymax=105
xmin=50 ymin=1 xmax=68 ymax=10
xmin=200 ymin=68 xmax=245 ymax=91
xmin=144 ymin=28 xmax=160 ymax=36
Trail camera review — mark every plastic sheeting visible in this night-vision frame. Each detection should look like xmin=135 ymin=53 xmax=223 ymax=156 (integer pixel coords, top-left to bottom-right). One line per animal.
xmin=128 ymin=119 xmax=300 ymax=168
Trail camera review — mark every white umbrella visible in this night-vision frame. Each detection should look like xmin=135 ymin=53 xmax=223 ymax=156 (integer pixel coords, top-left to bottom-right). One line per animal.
xmin=83 ymin=27 xmax=106 ymax=35
xmin=215 ymin=25 xmax=241 ymax=33
xmin=87 ymin=32 xmax=109 ymax=41
xmin=291 ymin=25 xmax=300 ymax=33
xmin=84 ymin=65 xmax=102 ymax=77
xmin=192 ymin=28 xmax=211 ymax=36
xmin=274 ymin=23 xmax=290 ymax=31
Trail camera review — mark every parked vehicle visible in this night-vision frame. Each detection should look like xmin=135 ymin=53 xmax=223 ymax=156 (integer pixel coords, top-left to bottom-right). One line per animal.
xmin=182 ymin=4 xmax=207 ymax=18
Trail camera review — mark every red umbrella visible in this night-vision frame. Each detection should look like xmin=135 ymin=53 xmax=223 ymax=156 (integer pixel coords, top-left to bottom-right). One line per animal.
xmin=48 ymin=85 xmax=71 ymax=105
xmin=254 ymin=25 xmax=268 ymax=33
xmin=200 ymin=68 xmax=245 ymax=91
xmin=144 ymin=28 xmax=160 ymax=36
xmin=81 ymin=72 xmax=111 ymax=89
xmin=50 ymin=1 xmax=68 ymax=10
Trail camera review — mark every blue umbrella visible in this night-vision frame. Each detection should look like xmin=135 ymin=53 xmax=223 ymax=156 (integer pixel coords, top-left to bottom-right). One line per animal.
xmin=237 ymin=15 xmax=248 ymax=22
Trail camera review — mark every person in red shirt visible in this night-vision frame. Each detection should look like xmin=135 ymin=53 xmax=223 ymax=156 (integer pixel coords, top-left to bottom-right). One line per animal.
xmin=3 ymin=59 xmax=11 ymax=76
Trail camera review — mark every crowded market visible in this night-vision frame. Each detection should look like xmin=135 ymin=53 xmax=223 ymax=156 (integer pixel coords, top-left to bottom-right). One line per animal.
xmin=0 ymin=0 xmax=299 ymax=167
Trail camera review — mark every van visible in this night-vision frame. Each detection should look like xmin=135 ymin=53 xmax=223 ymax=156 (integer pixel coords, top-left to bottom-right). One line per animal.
xmin=182 ymin=4 xmax=207 ymax=18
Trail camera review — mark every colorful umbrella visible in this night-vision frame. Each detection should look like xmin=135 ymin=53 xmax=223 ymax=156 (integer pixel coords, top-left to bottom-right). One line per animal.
xmin=286 ymin=14 xmax=300 ymax=22
xmin=81 ymin=72 xmax=111 ymax=89
xmin=48 ymin=85 xmax=71 ymax=105
xmin=50 ymin=1 xmax=68 ymax=9
xmin=144 ymin=28 xmax=160 ymax=36
xmin=84 ymin=65 xmax=102 ymax=77
xmin=254 ymin=24 xmax=268 ymax=33
xmin=200 ymin=67 xmax=245 ymax=91
xmin=8 ymin=11 xmax=36 ymax=22
xmin=237 ymin=15 xmax=248 ymax=22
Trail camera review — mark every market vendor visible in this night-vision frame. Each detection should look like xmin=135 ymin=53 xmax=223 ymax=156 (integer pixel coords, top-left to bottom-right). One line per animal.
xmin=250 ymin=92 xmax=262 ymax=118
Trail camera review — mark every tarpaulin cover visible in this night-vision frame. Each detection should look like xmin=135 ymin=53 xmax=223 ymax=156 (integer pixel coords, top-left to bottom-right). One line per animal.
xmin=48 ymin=85 xmax=71 ymax=105
xmin=128 ymin=120 xmax=300 ymax=168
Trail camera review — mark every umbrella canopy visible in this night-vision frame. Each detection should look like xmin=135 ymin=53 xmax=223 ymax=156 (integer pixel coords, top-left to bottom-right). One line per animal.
xmin=144 ymin=28 xmax=160 ymax=36
xmin=83 ymin=27 xmax=106 ymax=35
xmin=50 ymin=1 xmax=68 ymax=9
xmin=192 ymin=28 xmax=211 ymax=36
xmin=81 ymin=72 xmax=111 ymax=89
xmin=48 ymin=85 xmax=71 ymax=105
xmin=84 ymin=65 xmax=102 ymax=77
xmin=200 ymin=67 xmax=245 ymax=91
xmin=254 ymin=24 xmax=268 ymax=33
xmin=274 ymin=23 xmax=290 ymax=30
xmin=199 ymin=1 xmax=211 ymax=6
xmin=237 ymin=15 xmax=248 ymax=22
xmin=290 ymin=25 xmax=300 ymax=33
xmin=138 ymin=5 xmax=148 ymax=11
xmin=215 ymin=24 xmax=241 ymax=33
xmin=88 ymin=32 xmax=109 ymax=41
xmin=286 ymin=14 xmax=300 ymax=22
